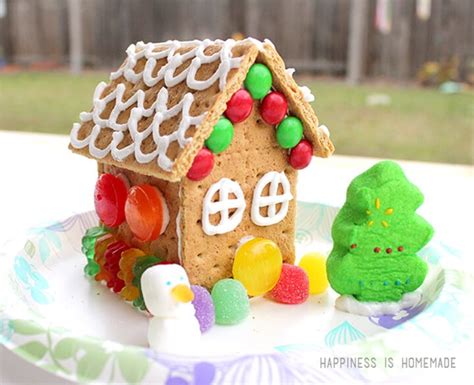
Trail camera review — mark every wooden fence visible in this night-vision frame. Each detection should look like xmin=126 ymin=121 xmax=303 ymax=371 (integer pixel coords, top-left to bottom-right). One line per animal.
xmin=1 ymin=0 xmax=473 ymax=80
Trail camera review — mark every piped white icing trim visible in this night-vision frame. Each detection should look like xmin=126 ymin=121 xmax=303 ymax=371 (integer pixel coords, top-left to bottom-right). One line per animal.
xmin=251 ymin=171 xmax=293 ymax=226
xmin=244 ymin=37 xmax=275 ymax=51
xmin=299 ymin=86 xmax=315 ymax=102
xmin=318 ymin=124 xmax=330 ymax=138
xmin=285 ymin=67 xmax=316 ymax=102
xmin=70 ymin=39 xmax=244 ymax=172
xmin=71 ymin=37 xmax=316 ymax=173
xmin=202 ymin=178 xmax=246 ymax=236
xmin=335 ymin=292 xmax=422 ymax=317
xmin=285 ymin=67 xmax=296 ymax=77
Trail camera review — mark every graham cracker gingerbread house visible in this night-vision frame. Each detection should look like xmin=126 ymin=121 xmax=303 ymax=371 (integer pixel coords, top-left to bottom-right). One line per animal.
xmin=69 ymin=38 xmax=334 ymax=289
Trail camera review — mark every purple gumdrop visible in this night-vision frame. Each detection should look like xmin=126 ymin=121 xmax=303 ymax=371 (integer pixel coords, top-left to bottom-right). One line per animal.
xmin=191 ymin=285 xmax=215 ymax=333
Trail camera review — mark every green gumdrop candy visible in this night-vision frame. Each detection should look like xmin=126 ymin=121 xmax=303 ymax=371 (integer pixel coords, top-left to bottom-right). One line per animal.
xmin=276 ymin=116 xmax=303 ymax=149
xmin=326 ymin=161 xmax=434 ymax=302
xmin=132 ymin=255 xmax=162 ymax=288
xmin=82 ymin=226 xmax=108 ymax=260
xmin=85 ymin=226 xmax=108 ymax=238
xmin=81 ymin=236 xmax=96 ymax=260
xmin=211 ymin=278 xmax=250 ymax=325
xmin=84 ymin=260 xmax=100 ymax=277
xmin=133 ymin=296 xmax=145 ymax=311
xmin=205 ymin=117 xmax=234 ymax=154
xmin=244 ymin=64 xmax=272 ymax=99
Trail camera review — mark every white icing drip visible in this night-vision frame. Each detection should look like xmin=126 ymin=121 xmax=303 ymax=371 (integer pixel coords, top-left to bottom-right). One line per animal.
xmin=335 ymin=292 xmax=422 ymax=317
xmin=70 ymin=39 xmax=244 ymax=172
xmin=285 ymin=67 xmax=315 ymax=102
xmin=243 ymin=37 xmax=275 ymax=51
xmin=251 ymin=171 xmax=293 ymax=226
xmin=318 ymin=124 xmax=330 ymax=138
xmin=285 ymin=67 xmax=296 ymax=77
xmin=299 ymin=86 xmax=315 ymax=102
xmin=202 ymin=178 xmax=246 ymax=236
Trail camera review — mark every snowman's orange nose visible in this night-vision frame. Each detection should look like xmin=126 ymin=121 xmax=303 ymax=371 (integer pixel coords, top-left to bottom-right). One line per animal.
xmin=171 ymin=284 xmax=194 ymax=303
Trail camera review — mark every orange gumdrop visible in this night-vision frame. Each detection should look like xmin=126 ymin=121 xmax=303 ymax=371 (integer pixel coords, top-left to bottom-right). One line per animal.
xmin=124 ymin=185 xmax=169 ymax=242
xmin=118 ymin=248 xmax=145 ymax=301
xmin=94 ymin=233 xmax=116 ymax=282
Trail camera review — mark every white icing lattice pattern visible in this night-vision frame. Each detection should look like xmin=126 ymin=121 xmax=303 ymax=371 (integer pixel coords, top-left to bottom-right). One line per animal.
xmin=251 ymin=171 xmax=293 ymax=226
xmin=202 ymin=178 xmax=246 ymax=236
xmin=70 ymin=39 xmax=244 ymax=172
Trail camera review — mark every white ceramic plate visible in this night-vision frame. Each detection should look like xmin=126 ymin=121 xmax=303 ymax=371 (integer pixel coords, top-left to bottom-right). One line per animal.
xmin=1 ymin=202 xmax=472 ymax=384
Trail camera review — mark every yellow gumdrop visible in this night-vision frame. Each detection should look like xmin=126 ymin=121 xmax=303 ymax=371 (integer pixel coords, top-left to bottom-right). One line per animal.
xmin=120 ymin=285 xmax=140 ymax=301
xmin=298 ymin=252 xmax=329 ymax=295
xmin=94 ymin=234 xmax=115 ymax=282
xmin=232 ymin=237 xmax=283 ymax=296
xmin=119 ymin=248 xmax=145 ymax=301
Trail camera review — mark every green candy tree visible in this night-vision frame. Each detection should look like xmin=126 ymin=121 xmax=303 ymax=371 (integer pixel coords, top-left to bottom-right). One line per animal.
xmin=327 ymin=161 xmax=434 ymax=302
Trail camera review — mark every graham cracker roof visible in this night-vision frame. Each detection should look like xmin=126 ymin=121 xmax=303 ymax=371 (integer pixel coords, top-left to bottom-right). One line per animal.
xmin=69 ymin=38 xmax=334 ymax=182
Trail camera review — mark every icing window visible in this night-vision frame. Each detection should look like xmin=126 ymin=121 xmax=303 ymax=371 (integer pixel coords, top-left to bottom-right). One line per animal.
xmin=251 ymin=171 xmax=293 ymax=226
xmin=202 ymin=178 xmax=246 ymax=236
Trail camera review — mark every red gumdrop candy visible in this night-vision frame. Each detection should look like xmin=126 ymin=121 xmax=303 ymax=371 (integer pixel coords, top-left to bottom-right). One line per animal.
xmin=289 ymin=139 xmax=313 ymax=170
xmin=269 ymin=263 xmax=309 ymax=304
xmin=225 ymin=89 xmax=253 ymax=123
xmin=104 ymin=241 xmax=129 ymax=292
xmin=94 ymin=173 xmax=128 ymax=227
xmin=260 ymin=92 xmax=288 ymax=125
xmin=112 ymin=278 xmax=125 ymax=293
xmin=187 ymin=148 xmax=214 ymax=181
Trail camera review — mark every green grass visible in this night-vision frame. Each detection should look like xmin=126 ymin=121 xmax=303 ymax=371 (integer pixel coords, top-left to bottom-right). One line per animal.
xmin=0 ymin=72 xmax=107 ymax=135
xmin=0 ymin=72 xmax=473 ymax=164
xmin=308 ymin=79 xmax=474 ymax=164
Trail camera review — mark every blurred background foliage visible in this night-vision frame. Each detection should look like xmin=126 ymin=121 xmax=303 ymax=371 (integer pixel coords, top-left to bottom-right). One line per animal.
xmin=0 ymin=0 xmax=472 ymax=164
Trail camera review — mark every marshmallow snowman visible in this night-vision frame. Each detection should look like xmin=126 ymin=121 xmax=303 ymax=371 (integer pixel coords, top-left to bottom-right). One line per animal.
xmin=141 ymin=264 xmax=201 ymax=353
